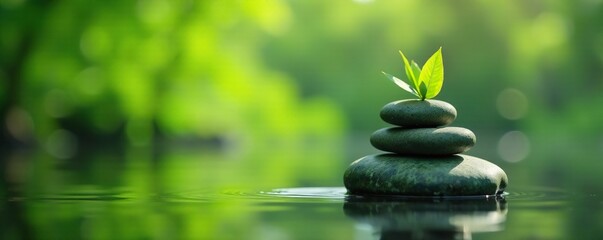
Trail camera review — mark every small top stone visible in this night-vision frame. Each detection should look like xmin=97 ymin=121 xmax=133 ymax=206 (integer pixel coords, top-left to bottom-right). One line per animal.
xmin=380 ymin=99 xmax=457 ymax=127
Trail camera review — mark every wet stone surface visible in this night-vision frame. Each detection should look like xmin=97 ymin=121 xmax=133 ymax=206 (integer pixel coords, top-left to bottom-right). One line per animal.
xmin=380 ymin=99 xmax=457 ymax=127
xmin=345 ymin=98 xmax=508 ymax=196
xmin=343 ymin=154 xmax=508 ymax=196
xmin=370 ymin=127 xmax=476 ymax=155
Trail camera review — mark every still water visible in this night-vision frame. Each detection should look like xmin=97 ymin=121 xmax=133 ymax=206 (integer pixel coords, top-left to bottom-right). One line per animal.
xmin=1 ymin=145 xmax=603 ymax=240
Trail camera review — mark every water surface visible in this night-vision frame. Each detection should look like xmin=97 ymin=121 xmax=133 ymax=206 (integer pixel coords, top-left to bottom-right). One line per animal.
xmin=1 ymin=148 xmax=602 ymax=239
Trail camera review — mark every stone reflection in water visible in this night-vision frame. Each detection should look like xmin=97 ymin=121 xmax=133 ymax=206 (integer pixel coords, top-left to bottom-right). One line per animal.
xmin=343 ymin=196 xmax=507 ymax=240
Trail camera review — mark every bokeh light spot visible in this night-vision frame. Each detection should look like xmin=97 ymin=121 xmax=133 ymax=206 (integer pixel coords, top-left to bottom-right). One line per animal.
xmin=496 ymin=88 xmax=528 ymax=120
xmin=80 ymin=26 xmax=111 ymax=61
xmin=497 ymin=131 xmax=530 ymax=163
xmin=5 ymin=107 xmax=35 ymax=143
xmin=137 ymin=0 xmax=172 ymax=26
xmin=532 ymin=12 xmax=568 ymax=49
xmin=46 ymin=129 xmax=78 ymax=159
xmin=75 ymin=67 xmax=105 ymax=97
xmin=44 ymin=89 xmax=72 ymax=118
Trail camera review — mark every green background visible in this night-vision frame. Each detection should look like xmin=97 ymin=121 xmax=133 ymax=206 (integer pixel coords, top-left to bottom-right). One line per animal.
xmin=2 ymin=0 xmax=603 ymax=239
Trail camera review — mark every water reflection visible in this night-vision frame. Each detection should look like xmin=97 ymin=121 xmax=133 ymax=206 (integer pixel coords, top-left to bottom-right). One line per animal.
xmin=2 ymin=145 xmax=600 ymax=239
xmin=344 ymin=196 xmax=507 ymax=240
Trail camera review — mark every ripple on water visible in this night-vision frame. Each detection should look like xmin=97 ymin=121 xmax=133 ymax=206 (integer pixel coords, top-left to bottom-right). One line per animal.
xmin=254 ymin=186 xmax=582 ymax=209
xmin=25 ymin=191 xmax=130 ymax=202
xmin=160 ymin=187 xmax=348 ymax=203
xmin=19 ymin=186 xmax=577 ymax=205
xmin=503 ymin=186 xmax=572 ymax=209
xmin=260 ymin=187 xmax=348 ymax=199
xmin=260 ymin=187 xmax=508 ymax=201
xmin=504 ymin=186 xmax=568 ymax=200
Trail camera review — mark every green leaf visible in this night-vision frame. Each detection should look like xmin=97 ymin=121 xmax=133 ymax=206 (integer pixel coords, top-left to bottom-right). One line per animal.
xmin=419 ymin=47 xmax=444 ymax=99
xmin=382 ymin=71 xmax=420 ymax=98
xmin=419 ymin=82 xmax=428 ymax=100
xmin=411 ymin=60 xmax=421 ymax=86
xmin=399 ymin=51 xmax=422 ymax=98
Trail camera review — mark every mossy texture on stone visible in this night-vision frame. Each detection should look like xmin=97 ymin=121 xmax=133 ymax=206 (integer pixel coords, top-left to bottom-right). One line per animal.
xmin=370 ymin=127 xmax=476 ymax=155
xmin=380 ymin=99 xmax=457 ymax=127
xmin=343 ymin=154 xmax=508 ymax=196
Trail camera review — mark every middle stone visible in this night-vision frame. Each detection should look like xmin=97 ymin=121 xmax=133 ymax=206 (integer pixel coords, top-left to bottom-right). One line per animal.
xmin=370 ymin=127 xmax=476 ymax=155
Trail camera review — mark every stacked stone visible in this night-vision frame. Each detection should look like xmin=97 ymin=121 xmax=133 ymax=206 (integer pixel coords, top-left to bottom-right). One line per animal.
xmin=344 ymin=99 xmax=508 ymax=196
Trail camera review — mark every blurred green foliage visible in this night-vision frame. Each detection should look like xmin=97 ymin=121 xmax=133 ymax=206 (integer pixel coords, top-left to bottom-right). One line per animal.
xmin=0 ymin=0 xmax=343 ymax=149
xmin=2 ymin=0 xmax=603 ymax=150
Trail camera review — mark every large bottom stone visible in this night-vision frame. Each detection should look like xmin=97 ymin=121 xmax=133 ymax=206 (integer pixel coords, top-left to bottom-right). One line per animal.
xmin=344 ymin=154 xmax=508 ymax=196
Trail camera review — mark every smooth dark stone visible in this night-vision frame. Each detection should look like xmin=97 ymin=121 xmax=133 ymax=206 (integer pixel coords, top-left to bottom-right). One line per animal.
xmin=370 ymin=127 xmax=476 ymax=155
xmin=343 ymin=154 xmax=508 ymax=196
xmin=380 ymin=99 xmax=457 ymax=127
